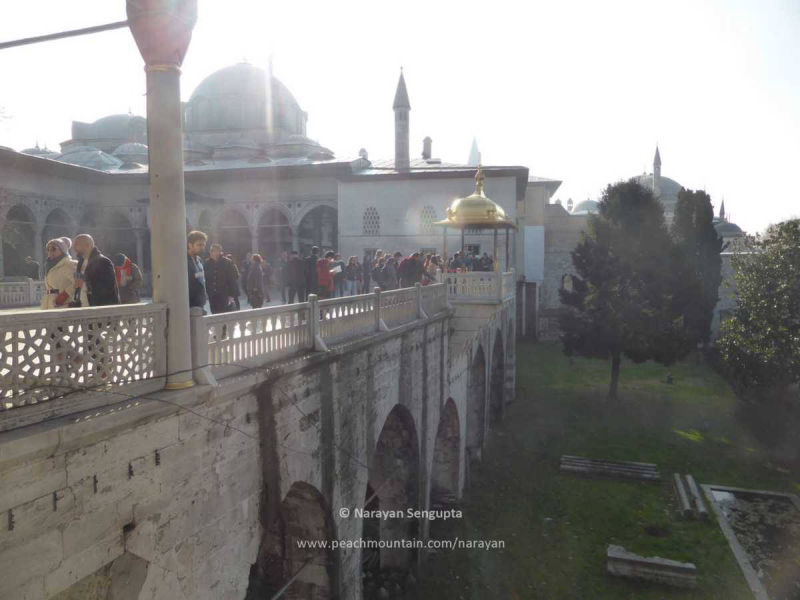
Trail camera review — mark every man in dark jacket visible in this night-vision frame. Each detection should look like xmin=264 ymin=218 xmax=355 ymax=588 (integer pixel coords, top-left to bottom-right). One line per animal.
xmin=73 ymin=234 xmax=119 ymax=306
xmin=304 ymin=246 xmax=320 ymax=299
xmin=187 ymin=230 xmax=208 ymax=310
xmin=204 ymin=243 xmax=239 ymax=314
xmin=285 ymin=250 xmax=305 ymax=303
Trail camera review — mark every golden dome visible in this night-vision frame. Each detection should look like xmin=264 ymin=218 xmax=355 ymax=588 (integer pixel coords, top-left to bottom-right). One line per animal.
xmin=434 ymin=165 xmax=515 ymax=229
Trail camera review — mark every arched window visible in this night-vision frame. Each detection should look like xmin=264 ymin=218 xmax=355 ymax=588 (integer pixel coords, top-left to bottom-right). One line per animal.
xmin=419 ymin=205 xmax=437 ymax=234
xmin=363 ymin=206 xmax=380 ymax=236
xmin=561 ymin=274 xmax=574 ymax=291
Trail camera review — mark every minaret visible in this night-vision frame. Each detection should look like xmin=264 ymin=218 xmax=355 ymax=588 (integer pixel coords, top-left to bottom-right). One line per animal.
xmin=653 ymin=145 xmax=662 ymax=198
xmin=468 ymin=137 xmax=480 ymax=166
xmin=720 ymin=199 xmax=726 ymax=221
xmin=393 ymin=69 xmax=410 ymax=170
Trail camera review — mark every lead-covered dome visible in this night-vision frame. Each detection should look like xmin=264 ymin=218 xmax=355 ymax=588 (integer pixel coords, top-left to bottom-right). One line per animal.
xmin=571 ymin=199 xmax=599 ymax=215
xmin=63 ymin=114 xmax=147 ymax=153
xmin=633 ymin=173 xmax=683 ymax=215
xmin=184 ymin=62 xmax=307 ymax=136
xmin=112 ymin=142 xmax=149 ymax=164
xmin=56 ymin=146 xmax=123 ymax=171
xmin=182 ymin=62 xmax=333 ymax=161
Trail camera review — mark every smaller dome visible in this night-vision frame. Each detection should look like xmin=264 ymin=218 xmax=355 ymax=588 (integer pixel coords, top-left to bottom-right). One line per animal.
xmin=113 ymin=142 xmax=149 ymax=164
xmin=57 ymin=148 xmax=123 ymax=171
xmin=714 ymin=219 xmax=744 ymax=237
xmin=20 ymin=145 xmax=60 ymax=159
xmin=61 ymin=145 xmax=101 ymax=154
xmin=434 ymin=166 xmax=514 ymax=229
xmin=572 ymin=199 xmax=599 ymax=214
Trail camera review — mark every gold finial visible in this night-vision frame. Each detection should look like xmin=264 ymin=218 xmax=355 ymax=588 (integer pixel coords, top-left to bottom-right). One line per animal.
xmin=475 ymin=163 xmax=485 ymax=196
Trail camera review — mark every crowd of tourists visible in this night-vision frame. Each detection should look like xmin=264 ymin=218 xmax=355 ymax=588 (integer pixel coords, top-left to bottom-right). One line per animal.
xmin=32 ymin=230 xmax=494 ymax=315
xmin=37 ymin=235 xmax=142 ymax=310
xmin=185 ymin=232 xmax=456 ymax=315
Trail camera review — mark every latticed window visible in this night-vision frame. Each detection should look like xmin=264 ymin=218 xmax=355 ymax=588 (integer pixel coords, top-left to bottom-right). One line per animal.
xmin=363 ymin=206 xmax=380 ymax=236
xmin=419 ymin=205 xmax=437 ymax=234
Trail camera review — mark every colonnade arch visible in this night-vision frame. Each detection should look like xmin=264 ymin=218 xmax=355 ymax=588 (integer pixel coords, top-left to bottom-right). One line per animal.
xmin=490 ymin=331 xmax=505 ymax=423
xmin=1 ymin=204 xmax=37 ymax=276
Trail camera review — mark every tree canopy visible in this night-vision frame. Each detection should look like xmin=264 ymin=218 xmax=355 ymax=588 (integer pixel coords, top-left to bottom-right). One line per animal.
xmin=716 ymin=219 xmax=800 ymax=395
xmin=671 ymin=189 xmax=723 ymax=344
xmin=559 ymin=180 xmax=698 ymax=399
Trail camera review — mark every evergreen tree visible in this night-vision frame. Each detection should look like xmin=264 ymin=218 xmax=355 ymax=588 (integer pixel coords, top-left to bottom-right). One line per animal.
xmin=559 ymin=180 xmax=696 ymax=399
xmin=717 ymin=219 xmax=800 ymax=395
xmin=671 ymin=189 xmax=723 ymax=344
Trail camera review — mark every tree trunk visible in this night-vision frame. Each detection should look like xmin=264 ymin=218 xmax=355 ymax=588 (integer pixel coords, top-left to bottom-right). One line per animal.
xmin=608 ymin=352 xmax=621 ymax=401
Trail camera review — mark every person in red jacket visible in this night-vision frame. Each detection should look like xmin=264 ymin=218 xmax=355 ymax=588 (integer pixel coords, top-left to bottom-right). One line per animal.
xmin=316 ymin=251 xmax=335 ymax=299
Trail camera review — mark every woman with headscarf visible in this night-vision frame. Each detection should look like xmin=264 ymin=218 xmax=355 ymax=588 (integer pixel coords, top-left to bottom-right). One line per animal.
xmin=40 ymin=237 xmax=86 ymax=309
xmin=113 ymin=253 xmax=143 ymax=304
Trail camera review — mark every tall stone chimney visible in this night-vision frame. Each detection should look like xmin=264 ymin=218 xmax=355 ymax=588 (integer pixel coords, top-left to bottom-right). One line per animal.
xmin=422 ymin=136 xmax=432 ymax=160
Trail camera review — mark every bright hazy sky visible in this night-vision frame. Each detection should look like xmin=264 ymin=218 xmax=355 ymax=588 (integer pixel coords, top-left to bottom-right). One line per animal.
xmin=1 ymin=0 xmax=798 ymax=233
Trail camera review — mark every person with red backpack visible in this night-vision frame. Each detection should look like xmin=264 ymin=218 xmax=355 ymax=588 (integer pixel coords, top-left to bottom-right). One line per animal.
xmin=316 ymin=251 xmax=335 ymax=299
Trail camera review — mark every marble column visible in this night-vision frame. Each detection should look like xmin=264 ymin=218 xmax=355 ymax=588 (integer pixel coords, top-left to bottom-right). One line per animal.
xmin=250 ymin=224 xmax=259 ymax=255
xmin=128 ymin=0 xmax=198 ymax=390
xmin=134 ymin=229 xmax=145 ymax=271
xmin=34 ymin=226 xmax=45 ymax=279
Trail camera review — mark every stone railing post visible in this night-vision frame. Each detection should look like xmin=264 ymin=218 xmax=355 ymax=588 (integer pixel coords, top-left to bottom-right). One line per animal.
xmin=28 ymin=279 xmax=36 ymax=305
xmin=189 ymin=306 xmax=216 ymax=386
xmin=374 ymin=287 xmax=389 ymax=331
xmin=308 ymin=294 xmax=328 ymax=351
xmin=415 ymin=282 xmax=428 ymax=320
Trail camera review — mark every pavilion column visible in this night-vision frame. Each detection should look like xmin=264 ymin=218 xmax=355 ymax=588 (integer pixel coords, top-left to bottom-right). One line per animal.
xmin=34 ymin=226 xmax=45 ymax=279
xmin=505 ymin=228 xmax=510 ymax=272
xmin=250 ymin=224 xmax=259 ymax=255
xmin=128 ymin=0 xmax=198 ymax=390
xmin=134 ymin=229 xmax=145 ymax=271
xmin=493 ymin=228 xmax=498 ymax=272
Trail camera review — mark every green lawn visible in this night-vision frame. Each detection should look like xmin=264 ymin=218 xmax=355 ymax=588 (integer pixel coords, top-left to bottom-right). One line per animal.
xmin=415 ymin=341 xmax=798 ymax=599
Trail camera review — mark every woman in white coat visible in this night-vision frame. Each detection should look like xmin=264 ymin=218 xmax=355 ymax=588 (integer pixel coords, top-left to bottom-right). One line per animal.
xmin=40 ymin=237 xmax=87 ymax=309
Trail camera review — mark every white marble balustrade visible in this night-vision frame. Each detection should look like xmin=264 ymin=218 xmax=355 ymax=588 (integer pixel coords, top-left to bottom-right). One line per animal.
xmin=446 ymin=270 xmax=515 ymax=303
xmin=0 ymin=280 xmax=45 ymax=308
xmin=1 ymin=303 xmax=167 ymax=410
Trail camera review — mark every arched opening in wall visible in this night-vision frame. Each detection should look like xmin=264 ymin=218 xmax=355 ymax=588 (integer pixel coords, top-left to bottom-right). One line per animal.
xmin=247 ymin=481 xmax=334 ymax=600
xmin=362 ymin=483 xmax=380 ymax=573
xmin=218 ymin=208 xmax=251 ymax=266
xmin=298 ymin=205 xmax=337 ymax=257
xmin=430 ymin=398 xmax=460 ymax=540
xmin=364 ymin=404 xmax=419 ymax=592
xmin=490 ymin=332 xmax=505 ymax=423
xmin=258 ymin=206 xmax=293 ymax=260
xmin=2 ymin=205 xmax=37 ymax=276
xmin=103 ymin=212 xmax=137 ymax=262
xmin=42 ymin=208 xmax=74 ymax=247
xmin=466 ymin=345 xmax=486 ymax=462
